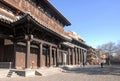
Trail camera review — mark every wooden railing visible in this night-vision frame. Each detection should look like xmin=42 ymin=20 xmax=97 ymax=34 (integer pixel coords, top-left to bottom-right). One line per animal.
xmin=4 ymin=0 xmax=66 ymax=35
xmin=0 ymin=62 xmax=13 ymax=69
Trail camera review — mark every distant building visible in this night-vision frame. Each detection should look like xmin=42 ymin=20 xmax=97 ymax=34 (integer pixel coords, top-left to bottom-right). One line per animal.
xmin=87 ymin=48 xmax=109 ymax=65
xmin=87 ymin=47 xmax=99 ymax=65
xmin=97 ymin=50 xmax=109 ymax=64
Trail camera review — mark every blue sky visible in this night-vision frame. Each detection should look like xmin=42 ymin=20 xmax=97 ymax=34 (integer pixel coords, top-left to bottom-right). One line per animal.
xmin=49 ymin=0 xmax=120 ymax=48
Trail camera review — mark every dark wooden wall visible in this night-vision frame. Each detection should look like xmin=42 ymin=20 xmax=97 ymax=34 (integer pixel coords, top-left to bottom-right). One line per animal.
xmin=0 ymin=39 xmax=4 ymax=61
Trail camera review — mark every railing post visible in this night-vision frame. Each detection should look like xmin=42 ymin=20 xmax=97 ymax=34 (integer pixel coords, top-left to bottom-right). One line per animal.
xmin=9 ymin=62 xmax=12 ymax=69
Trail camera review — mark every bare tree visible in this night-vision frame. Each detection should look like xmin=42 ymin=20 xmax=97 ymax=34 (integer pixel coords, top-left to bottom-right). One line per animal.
xmin=115 ymin=42 xmax=120 ymax=61
xmin=97 ymin=42 xmax=117 ymax=65
xmin=98 ymin=42 xmax=116 ymax=53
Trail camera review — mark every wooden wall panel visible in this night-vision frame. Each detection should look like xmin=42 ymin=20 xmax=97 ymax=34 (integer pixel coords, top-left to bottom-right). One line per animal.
xmin=0 ymin=39 xmax=4 ymax=61
xmin=16 ymin=52 xmax=25 ymax=69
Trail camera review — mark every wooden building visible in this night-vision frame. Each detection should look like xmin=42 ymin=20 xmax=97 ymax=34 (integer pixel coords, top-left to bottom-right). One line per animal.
xmin=0 ymin=0 xmax=89 ymax=69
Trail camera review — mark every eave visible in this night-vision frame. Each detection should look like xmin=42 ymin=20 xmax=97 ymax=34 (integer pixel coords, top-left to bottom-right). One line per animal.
xmin=12 ymin=14 xmax=72 ymax=42
xmin=37 ymin=0 xmax=71 ymax=26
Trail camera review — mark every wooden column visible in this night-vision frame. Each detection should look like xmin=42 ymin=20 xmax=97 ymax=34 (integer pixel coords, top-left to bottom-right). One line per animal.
xmin=76 ymin=48 xmax=79 ymax=64
xmin=55 ymin=49 xmax=57 ymax=66
xmin=0 ymin=39 xmax=4 ymax=62
xmin=78 ymin=49 xmax=80 ymax=64
xmin=39 ymin=43 xmax=43 ymax=67
xmin=68 ymin=48 xmax=71 ymax=65
xmin=13 ymin=41 xmax=17 ymax=68
xmin=70 ymin=48 xmax=72 ymax=65
xmin=75 ymin=47 xmax=78 ymax=65
xmin=77 ymin=48 xmax=79 ymax=64
xmin=49 ymin=45 xmax=52 ymax=67
xmin=53 ymin=49 xmax=56 ymax=66
xmin=61 ymin=51 xmax=64 ymax=65
xmin=72 ymin=48 xmax=75 ymax=65
xmin=83 ymin=50 xmax=85 ymax=66
xmin=26 ymin=40 xmax=30 ymax=68
xmin=83 ymin=50 xmax=87 ymax=64
xmin=80 ymin=49 xmax=83 ymax=63
xmin=56 ymin=48 xmax=59 ymax=66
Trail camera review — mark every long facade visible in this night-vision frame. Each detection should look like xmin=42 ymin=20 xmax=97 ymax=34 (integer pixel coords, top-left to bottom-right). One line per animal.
xmin=0 ymin=0 xmax=89 ymax=69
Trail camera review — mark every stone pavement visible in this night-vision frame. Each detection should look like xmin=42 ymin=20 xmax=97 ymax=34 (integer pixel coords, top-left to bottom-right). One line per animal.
xmin=1 ymin=65 xmax=120 ymax=81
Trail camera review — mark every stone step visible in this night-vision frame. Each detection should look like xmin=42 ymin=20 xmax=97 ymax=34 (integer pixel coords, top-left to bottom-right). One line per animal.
xmin=7 ymin=70 xmax=13 ymax=77
xmin=7 ymin=70 xmax=19 ymax=77
xmin=10 ymin=72 xmax=19 ymax=77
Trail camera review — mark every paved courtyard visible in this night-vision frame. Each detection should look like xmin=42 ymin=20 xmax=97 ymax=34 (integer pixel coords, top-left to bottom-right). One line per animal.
xmin=1 ymin=65 xmax=120 ymax=81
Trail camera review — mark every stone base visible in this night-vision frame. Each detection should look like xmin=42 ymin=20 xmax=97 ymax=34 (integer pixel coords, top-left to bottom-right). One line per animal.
xmin=10 ymin=69 xmax=35 ymax=77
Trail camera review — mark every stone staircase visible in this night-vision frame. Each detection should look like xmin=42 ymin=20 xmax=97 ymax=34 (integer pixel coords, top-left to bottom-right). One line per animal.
xmin=7 ymin=70 xmax=19 ymax=77
xmin=0 ymin=69 xmax=20 ymax=78
xmin=0 ymin=67 xmax=63 ymax=78
xmin=35 ymin=67 xmax=62 ymax=76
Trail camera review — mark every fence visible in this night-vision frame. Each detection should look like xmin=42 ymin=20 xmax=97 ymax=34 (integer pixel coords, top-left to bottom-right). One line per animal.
xmin=0 ymin=62 xmax=13 ymax=69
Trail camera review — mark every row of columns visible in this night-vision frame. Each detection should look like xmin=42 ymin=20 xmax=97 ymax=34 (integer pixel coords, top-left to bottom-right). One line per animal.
xmin=17 ymin=40 xmax=87 ymax=68
xmin=25 ymin=40 xmax=59 ymax=68
xmin=67 ymin=47 xmax=87 ymax=66
xmin=23 ymin=35 xmax=88 ymax=68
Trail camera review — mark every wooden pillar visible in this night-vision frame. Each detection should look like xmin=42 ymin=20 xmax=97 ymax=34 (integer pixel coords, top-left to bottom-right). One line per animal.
xmin=72 ymin=48 xmax=75 ymax=65
xmin=49 ymin=45 xmax=52 ymax=67
xmin=75 ymin=47 xmax=77 ymax=65
xmin=0 ymin=39 xmax=4 ymax=62
xmin=13 ymin=41 xmax=17 ymax=68
xmin=68 ymin=48 xmax=71 ymax=65
xmin=61 ymin=51 xmax=64 ymax=65
xmin=76 ymin=48 xmax=79 ymax=64
xmin=83 ymin=50 xmax=85 ymax=66
xmin=53 ymin=49 xmax=56 ymax=66
xmin=78 ymin=49 xmax=80 ymax=64
xmin=83 ymin=50 xmax=87 ymax=64
xmin=56 ymin=48 xmax=59 ymax=66
xmin=39 ymin=43 xmax=43 ymax=67
xmin=78 ymin=48 xmax=79 ymax=64
xmin=80 ymin=49 xmax=83 ymax=63
xmin=70 ymin=48 xmax=72 ymax=65
xmin=26 ymin=40 xmax=30 ymax=68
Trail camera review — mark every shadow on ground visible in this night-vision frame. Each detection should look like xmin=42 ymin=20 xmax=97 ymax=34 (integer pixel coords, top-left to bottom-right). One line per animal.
xmin=62 ymin=65 xmax=120 ymax=76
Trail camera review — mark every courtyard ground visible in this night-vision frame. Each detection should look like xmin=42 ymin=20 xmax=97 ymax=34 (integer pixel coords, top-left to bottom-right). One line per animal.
xmin=1 ymin=65 xmax=120 ymax=81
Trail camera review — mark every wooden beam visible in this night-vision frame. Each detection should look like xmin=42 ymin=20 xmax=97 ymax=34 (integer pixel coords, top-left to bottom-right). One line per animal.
xmin=0 ymin=34 xmax=9 ymax=38
xmin=74 ymin=45 xmax=87 ymax=51
xmin=32 ymin=38 xmax=57 ymax=47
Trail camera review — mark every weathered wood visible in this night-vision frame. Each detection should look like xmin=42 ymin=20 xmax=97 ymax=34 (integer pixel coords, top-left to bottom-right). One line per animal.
xmin=3 ymin=0 xmax=68 ymax=35
xmin=39 ymin=43 xmax=43 ymax=67
xmin=25 ymin=40 xmax=30 ymax=68
xmin=0 ymin=34 xmax=9 ymax=39
xmin=74 ymin=45 xmax=87 ymax=51
xmin=49 ymin=45 xmax=52 ymax=66
xmin=72 ymin=48 xmax=75 ymax=65
xmin=68 ymin=48 xmax=71 ymax=65
xmin=56 ymin=48 xmax=59 ymax=66
xmin=53 ymin=49 xmax=56 ymax=66
xmin=78 ymin=49 xmax=81 ymax=64
xmin=75 ymin=47 xmax=78 ymax=65
xmin=32 ymin=38 xmax=57 ymax=47
xmin=13 ymin=41 xmax=17 ymax=68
